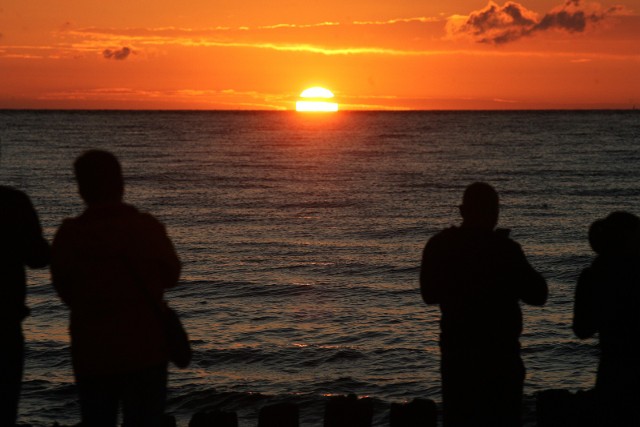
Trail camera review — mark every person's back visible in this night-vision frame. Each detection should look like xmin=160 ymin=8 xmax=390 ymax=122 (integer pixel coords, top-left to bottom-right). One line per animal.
xmin=425 ymin=226 xmax=534 ymax=357
xmin=51 ymin=150 xmax=180 ymax=427
xmin=586 ymin=255 xmax=640 ymax=359
xmin=573 ymin=212 xmax=640 ymax=425
xmin=420 ymin=183 xmax=547 ymax=427
xmin=0 ymin=186 xmax=50 ymax=318
xmin=53 ymin=202 xmax=179 ymax=374
xmin=0 ymin=185 xmax=50 ymax=425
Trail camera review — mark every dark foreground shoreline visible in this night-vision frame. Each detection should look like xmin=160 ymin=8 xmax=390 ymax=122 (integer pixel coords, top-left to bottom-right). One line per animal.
xmin=21 ymin=390 xmax=595 ymax=427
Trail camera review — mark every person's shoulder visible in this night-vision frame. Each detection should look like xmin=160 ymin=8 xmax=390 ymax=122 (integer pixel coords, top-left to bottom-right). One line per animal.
xmin=443 ymin=225 xmax=463 ymax=236
xmin=0 ymin=185 xmax=21 ymax=194
xmin=136 ymin=209 xmax=162 ymax=225
xmin=0 ymin=185 xmax=20 ymax=195
xmin=491 ymin=228 xmax=521 ymax=248
xmin=52 ymin=217 xmax=84 ymax=248
xmin=430 ymin=226 xmax=460 ymax=240
xmin=55 ymin=216 xmax=82 ymax=234
xmin=0 ymin=185 xmax=31 ymax=204
xmin=580 ymin=262 xmax=596 ymax=277
xmin=577 ymin=261 xmax=602 ymax=287
xmin=426 ymin=226 xmax=461 ymax=248
xmin=129 ymin=207 xmax=167 ymax=233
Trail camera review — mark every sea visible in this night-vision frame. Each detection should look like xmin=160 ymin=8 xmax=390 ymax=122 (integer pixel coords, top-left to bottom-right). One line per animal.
xmin=1 ymin=110 xmax=639 ymax=426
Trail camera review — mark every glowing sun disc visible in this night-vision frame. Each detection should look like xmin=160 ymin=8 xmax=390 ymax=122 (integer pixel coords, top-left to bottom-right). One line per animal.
xmin=296 ymin=101 xmax=339 ymax=112
xmin=296 ymin=86 xmax=339 ymax=112
xmin=300 ymin=87 xmax=334 ymax=99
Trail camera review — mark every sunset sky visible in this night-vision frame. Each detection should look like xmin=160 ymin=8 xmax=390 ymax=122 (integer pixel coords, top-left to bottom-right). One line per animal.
xmin=1 ymin=0 xmax=638 ymax=110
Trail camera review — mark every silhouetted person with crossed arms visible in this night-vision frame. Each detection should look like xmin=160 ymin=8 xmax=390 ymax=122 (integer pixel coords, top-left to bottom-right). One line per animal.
xmin=51 ymin=150 xmax=180 ymax=427
xmin=0 ymin=184 xmax=50 ymax=426
xmin=420 ymin=182 xmax=547 ymax=427
xmin=573 ymin=211 xmax=640 ymax=426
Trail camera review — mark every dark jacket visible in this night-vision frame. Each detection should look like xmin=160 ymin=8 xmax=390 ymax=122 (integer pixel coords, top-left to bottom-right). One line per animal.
xmin=0 ymin=186 xmax=50 ymax=322
xmin=420 ymin=226 xmax=547 ymax=357
xmin=574 ymin=254 xmax=640 ymax=367
xmin=51 ymin=202 xmax=180 ymax=376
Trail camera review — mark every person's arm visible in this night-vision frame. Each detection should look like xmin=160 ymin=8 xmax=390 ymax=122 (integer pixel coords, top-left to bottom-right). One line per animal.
xmin=155 ymin=222 xmax=180 ymax=290
xmin=573 ymin=267 xmax=598 ymax=339
xmin=50 ymin=222 xmax=75 ymax=306
xmin=139 ymin=214 xmax=181 ymax=291
xmin=512 ymin=243 xmax=548 ymax=306
xmin=19 ymin=192 xmax=50 ymax=268
xmin=420 ymin=236 xmax=443 ymax=305
xmin=26 ymin=236 xmax=50 ymax=269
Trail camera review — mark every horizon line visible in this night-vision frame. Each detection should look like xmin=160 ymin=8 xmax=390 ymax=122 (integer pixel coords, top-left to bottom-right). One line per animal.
xmin=1 ymin=107 xmax=638 ymax=113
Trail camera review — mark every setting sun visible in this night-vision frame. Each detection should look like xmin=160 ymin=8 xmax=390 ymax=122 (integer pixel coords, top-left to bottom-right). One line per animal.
xmin=296 ymin=87 xmax=339 ymax=112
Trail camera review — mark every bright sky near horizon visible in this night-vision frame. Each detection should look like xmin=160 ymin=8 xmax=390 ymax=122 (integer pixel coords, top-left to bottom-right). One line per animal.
xmin=1 ymin=0 xmax=638 ymax=110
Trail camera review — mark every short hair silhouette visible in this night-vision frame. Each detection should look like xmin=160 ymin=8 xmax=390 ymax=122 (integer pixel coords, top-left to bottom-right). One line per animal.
xmin=459 ymin=182 xmax=499 ymax=229
xmin=74 ymin=150 xmax=124 ymax=204
xmin=589 ymin=211 xmax=640 ymax=256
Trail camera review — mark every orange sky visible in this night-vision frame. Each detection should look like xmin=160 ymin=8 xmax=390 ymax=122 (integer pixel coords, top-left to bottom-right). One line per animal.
xmin=1 ymin=0 xmax=638 ymax=110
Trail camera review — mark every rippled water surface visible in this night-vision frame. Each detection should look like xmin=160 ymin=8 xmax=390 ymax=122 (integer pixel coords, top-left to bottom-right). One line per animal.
xmin=1 ymin=110 xmax=639 ymax=426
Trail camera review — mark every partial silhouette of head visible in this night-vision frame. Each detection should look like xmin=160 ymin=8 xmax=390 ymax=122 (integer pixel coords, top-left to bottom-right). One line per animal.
xmin=589 ymin=211 xmax=640 ymax=256
xmin=74 ymin=150 xmax=124 ymax=205
xmin=460 ymin=182 xmax=499 ymax=230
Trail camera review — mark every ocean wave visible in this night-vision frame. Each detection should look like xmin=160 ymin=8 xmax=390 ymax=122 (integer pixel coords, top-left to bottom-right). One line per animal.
xmin=194 ymin=345 xmax=368 ymax=370
xmin=7 ymin=110 xmax=636 ymax=427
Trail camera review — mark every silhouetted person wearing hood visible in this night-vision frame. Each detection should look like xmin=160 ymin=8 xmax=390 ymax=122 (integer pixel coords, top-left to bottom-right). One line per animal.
xmin=51 ymin=150 xmax=180 ymax=427
xmin=573 ymin=211 xmax=640 ymax=425
xmin=0 ymin=185 xmax=50 ymax=426
xmin=420 ymin=182 xmax=547 ymax=427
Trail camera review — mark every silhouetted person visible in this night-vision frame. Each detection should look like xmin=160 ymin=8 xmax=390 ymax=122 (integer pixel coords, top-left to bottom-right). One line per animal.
xmin=51 ymin=150 xmax=181 ymax=427
xmin=573 ymin=211 xmax=640 ymax=425
xmin=420 ymin=182 xmax=547 ymax=427
xmin=0 ymin=185 xmax=50 ymax=426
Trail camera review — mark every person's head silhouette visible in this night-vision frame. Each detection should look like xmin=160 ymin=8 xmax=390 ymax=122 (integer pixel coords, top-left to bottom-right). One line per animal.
xmin=74 ymin=150 xmax=124 ymax=205
xmin=459 ymin=182 xmax=499 ymax=230
xmin=589 ymin=211 xmax=640 ymax=256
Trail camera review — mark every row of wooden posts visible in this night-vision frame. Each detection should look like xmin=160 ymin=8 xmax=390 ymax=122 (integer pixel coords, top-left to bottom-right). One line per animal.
xmin=182 ymin=395 xmax=436 ymax=427
xmin=161 ymin=389 xmax=592 ymax=427
xmin=47 ymin=389 xmax=592 ymax=427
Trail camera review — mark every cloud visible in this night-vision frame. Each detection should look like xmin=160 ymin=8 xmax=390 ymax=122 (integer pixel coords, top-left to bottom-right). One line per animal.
xmin=61 ymin=17 xmax=448 ymax=56
xmin=447 ymin=1 xmax=538 ymax=44
xmin=254 ymin=22 xmax=340 ymax=30
xmin=102 ymin=46 xmax=131 ymax=60
xmin=536 ymin=0 xmax=625 ymax=32
xmin=447 ymin=0 xmax=625 ymax=44
xmin=67 ymin=27 xmax=444 ymax=56
xmin=353 ymin=17 xmax=441 ymax=25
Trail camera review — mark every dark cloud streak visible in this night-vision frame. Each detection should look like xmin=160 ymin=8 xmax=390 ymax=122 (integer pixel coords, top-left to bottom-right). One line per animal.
xmin=449 ymin=0 xmax=624 ymax=44
xmin=103 ymin=46 xmax=131 ymax=60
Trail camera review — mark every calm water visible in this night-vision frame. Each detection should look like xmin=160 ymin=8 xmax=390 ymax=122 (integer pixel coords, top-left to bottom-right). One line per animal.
xmin=1 ymin=110 xmax=639 ymax=426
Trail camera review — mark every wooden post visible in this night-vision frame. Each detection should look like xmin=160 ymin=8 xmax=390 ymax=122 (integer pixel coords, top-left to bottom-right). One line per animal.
xmin=258 ymin=402 xmax=299 ymax=427
xmin=188 ymin=409 xmax=238 ymax=427
xmin=389 ymin=398 xmax=437 ymax=427
xmin=324 ymin=394 xmax=373 ymax=427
